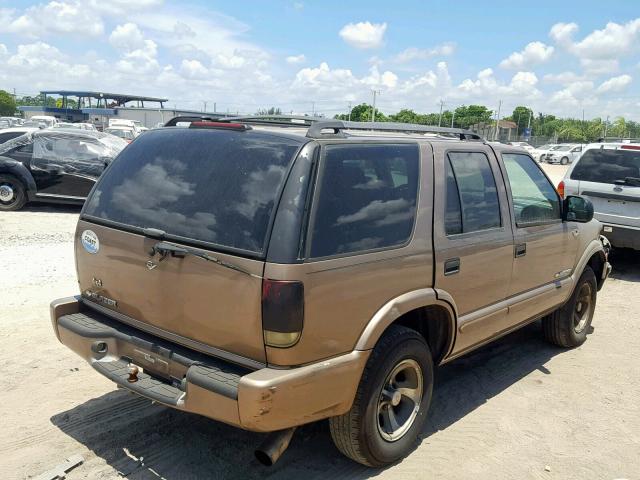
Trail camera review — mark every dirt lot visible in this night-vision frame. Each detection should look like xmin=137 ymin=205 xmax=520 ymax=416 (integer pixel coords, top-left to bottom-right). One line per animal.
xmin=1 ymin=164 xmax=639 ymax=480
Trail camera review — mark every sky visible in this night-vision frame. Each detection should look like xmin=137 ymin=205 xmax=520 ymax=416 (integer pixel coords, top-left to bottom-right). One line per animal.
xmin=1 ymin=0 xmax=640 ymax=120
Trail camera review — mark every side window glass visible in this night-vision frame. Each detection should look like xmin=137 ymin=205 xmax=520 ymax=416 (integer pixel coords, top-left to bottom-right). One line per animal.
xmin=309 ymin=144 xmax=420 ymax=258
xmin=502 ymin=153 xmax=561 ymax=225
xmin=447 ymin=151 xmax=501 ymax=233
xmin=445 ymin=159 xmax=462 ymax=235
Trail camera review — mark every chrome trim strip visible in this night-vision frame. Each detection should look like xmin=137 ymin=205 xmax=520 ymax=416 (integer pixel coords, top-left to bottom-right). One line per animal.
xmin=81 ymin=298 xmax=266 ymax=371
xmin=35 ymin=193 xmax=86 ymax=200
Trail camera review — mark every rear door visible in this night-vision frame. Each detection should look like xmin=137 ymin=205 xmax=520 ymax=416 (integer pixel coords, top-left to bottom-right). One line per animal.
xmin=78 ymin=127 xmax=305 ymax=365
xmin=433 ymin=143 xmax=514 ymax=354
xmin=569 ymin=146 xmax=640 ymax=229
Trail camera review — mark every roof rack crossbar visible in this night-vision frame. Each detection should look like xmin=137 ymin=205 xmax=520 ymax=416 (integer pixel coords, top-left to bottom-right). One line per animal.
xmin=306 ymin=120 xmax=483 ymax=140
xmin=220 ymin=115 xmax=326 ymax=127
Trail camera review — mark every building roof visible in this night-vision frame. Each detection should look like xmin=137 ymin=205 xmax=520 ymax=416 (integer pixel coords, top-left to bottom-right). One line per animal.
xmin=40 ymin=90 xmax=168 ymax=103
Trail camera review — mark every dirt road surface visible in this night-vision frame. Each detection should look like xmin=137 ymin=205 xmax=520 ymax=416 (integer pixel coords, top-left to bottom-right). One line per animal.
xmin=1 ymin=164 xmax=639 ymax=480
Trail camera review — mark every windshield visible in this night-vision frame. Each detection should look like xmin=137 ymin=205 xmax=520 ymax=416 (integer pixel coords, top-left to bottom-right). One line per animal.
xmin=106 ymin=128 xmax=134 ymax=140
xmin=571 ymin=148 xmax=640 ymax=184
xmin=83 ymin=128 xmax=303 ymax=256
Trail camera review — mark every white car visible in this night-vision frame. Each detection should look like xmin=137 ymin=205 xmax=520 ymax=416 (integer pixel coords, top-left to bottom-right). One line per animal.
xmin=508 ymin=141 xmax=535 ymax=153
xmin=531 ymin=144 xmax=559 ymax=162
xmin=29 ymin=115 xmax=59 ymax=128
xmin=559 ymin=142 xmax=640 ymax=250
xmin=545 ymin=144 xmax=583 ymax=165
xmin=104 ymin=126 xmax=135 ymax=143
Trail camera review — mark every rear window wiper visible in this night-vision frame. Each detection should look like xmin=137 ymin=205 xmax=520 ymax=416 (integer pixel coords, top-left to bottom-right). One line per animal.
xmin=149 ymin=241 xmax=260 ymax=278
xmin=614 ymin=177 xmax=640 ymax=187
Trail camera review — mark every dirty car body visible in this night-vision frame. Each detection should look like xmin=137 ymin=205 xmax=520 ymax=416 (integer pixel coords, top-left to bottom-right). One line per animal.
xmin=51 ymin=119 xmax=610 ymax=466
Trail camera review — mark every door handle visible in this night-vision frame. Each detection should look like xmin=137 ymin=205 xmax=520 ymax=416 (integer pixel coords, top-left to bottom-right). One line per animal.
xmin=444 ymin=258 xmax=460 ymax=276
xmin=515 ymin=243 xmax=527 ymax=258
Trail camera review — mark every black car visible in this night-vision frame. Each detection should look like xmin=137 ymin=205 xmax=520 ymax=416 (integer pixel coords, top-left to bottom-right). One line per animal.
xmin=0 ymin=129 xmax=127 ymax=211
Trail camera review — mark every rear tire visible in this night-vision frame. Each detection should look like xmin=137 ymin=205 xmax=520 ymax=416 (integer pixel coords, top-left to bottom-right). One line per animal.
xmin=0 ymin=174 xmax=27 ymax=211
xmin=560 ymin=156 xmax=569 ymax=165
xmin=329 ymin=325 xmax=433 ymax=467
xmin=543 ymin=266 xmax=597 ymax=347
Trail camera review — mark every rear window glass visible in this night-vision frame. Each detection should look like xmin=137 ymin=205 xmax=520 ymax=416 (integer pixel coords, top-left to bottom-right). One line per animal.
xmin=309 ymin=144 xmax=419 ymax=258
xmin=83 ymin=128 xmax=302 ymax=255
xmin=571 ymin=148 xmax=640 ymax=184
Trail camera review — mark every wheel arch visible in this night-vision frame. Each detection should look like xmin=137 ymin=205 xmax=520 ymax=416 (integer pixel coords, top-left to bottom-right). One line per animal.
xmin=586 ymin=249 xmax=606 ymax=290
xmin=355 ymin=289 xmax=456 ymax=365
xmin=0 ymin=157 xmax=37 ymax=199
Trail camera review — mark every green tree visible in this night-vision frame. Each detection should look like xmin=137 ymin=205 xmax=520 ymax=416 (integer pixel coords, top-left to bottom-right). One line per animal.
xmin=16 ymin=93 xmax=56 ymax=107
xmin=335 ymin=103 xmax=387 ymax=122
xmin=452 ymin=105 xmax=493 ymax=129
xmin=0 ymin=90 xmax=17 ymax=116
xmin=507 ymin=106 xmax=534 ymax=135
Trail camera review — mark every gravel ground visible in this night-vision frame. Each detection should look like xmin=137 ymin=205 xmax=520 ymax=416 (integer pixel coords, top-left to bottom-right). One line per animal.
xmin=1 ymin=164 xmax=639 ymax=480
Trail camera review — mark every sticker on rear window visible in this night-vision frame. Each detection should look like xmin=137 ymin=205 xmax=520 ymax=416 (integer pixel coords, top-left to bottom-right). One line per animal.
xmin=81 ymin=230 xmax=99 ymax=254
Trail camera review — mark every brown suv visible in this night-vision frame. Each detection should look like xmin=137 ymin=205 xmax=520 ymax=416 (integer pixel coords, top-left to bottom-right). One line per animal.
xmin=50 ymin=119 xmax=611 ymax=467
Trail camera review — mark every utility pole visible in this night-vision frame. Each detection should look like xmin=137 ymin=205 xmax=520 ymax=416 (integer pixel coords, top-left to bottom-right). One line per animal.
xmin=348 ymin=102 xmax=352 ymax=122
xmin=214 ymin=102 xmax=216 ymax=113
xmin=438 ymin=99 xmax=445 ymax=127
xmin=604 ymin=115 xmax=609 ymax=139
xmin=494 ymin=100 xmax=502 ymax=141
xmin=450 ymin=108 xmax=455 ymax=128
xmin=371 ymin=90 xmax=381 ymax=122
xmin=203 ymin=101 xmax=207 ymax=112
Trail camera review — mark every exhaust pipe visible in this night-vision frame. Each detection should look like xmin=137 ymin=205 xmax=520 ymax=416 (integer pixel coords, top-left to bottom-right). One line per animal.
xmin=254 ymin=427 xmax=296 ymax=466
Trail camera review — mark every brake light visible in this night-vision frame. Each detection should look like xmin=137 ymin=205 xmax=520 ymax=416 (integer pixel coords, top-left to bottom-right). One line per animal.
xmin=262 ymin=279 xmax=304 ymax=348
xmin=557 ymin=180 xmax=565 ymax=199
xmin=621 ymin=145 xmax=640 ymax=150
xmin=189 ymin=121 xmax=251 ymax=131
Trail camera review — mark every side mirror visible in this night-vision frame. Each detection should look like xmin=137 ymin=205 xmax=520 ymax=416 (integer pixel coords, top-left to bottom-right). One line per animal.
xmin=563 ymin=195 xmax=594 ymax=223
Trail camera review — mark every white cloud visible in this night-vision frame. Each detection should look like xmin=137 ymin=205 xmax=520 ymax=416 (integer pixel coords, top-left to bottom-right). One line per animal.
xmin=549 ymin=22 xmax=578 ymax=47
xmin=500 ymin=41 xmax=554 ymax=69
xmin=597 ymin=74 xmax=632 ymax=93
xmin=339 ymin=21 xmax=387 ymax=49
xmin=180 ymin=59 xmax=209 ymax=79
xmin=543 ymin=71 xmax=585 ymax=85
xmin=109 ymin=23 xmax=146 ymax=51
xmin=293 ymin=2 xmax=304 ymax=10
xmin=286 ymin=54 xmax=306 ymax=64
xmin=0 ymin=1 xmax=105 ymax=37
xmin=393 ymin=43 xmax=456 ymax=63
xmin=572 ymin=19 xmax=640 ymax=59
xmin=0 ymin=43 xmax=7 ymax=57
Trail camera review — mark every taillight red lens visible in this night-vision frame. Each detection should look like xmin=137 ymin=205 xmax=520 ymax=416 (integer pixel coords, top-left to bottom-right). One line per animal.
xmin=262 ymin=279 xmax=304 ymax=348
xmin=621 ymin=145 xmax=640 ymax=150
xmin=557 ymin=180 xmax=565 ymax=199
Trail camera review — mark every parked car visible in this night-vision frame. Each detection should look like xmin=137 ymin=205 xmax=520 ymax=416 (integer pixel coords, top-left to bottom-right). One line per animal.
xmin=546 ymin=144 xmax=583 ymax=164
xmin=104 ymin=126 xmax=135 ymax=143
xmin=53 ymin=122 xmax=98 ymax=131
xmin=109 ymin=119 xmax=143 ymax=136
xmin=509 ymin=141 xmax=535 ymax=153
xmin=532 ymin=143 xmax=559 ymax=162
xmin=0 ymin=129 xmax=127 ymax=211
xmin=29 ymin=115 xmax=59 ymax=128
xmin=0 ymin=117 xmax=24 ymax=128
xmin=0 ymin=126 xmax=40 ymax=145
xmin=559 ymin=141 xmax=640 ymax=250
xmin=50 ymin=119 xmax=610 ymax=467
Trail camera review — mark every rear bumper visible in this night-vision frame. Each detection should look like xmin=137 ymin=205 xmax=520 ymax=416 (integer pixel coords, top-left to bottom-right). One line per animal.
xmin=50 ymin=297 xmax=369 ymax=432
xmin=601 ymin=223 xmax=640 ymax=250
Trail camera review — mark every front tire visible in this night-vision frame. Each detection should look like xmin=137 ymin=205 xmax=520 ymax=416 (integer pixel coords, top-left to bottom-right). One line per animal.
xmin=543 ymin=266 xmax=597 ymax=347
xmin=560 ymin=156 xmax=569 ymax=165
xmin=0 ymin=174 xmax=27 ymax=211
xmin=329 ymin=325 xmax=433 ymax=467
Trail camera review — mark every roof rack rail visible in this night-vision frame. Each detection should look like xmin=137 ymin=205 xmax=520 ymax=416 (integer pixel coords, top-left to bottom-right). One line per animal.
xmin=220 ymin=115 xmax=326 ymax=127
xmin=306 ymin=120 xmax=484 ymax=140
xmin=596 ymin=137 xmax=640 ymax=144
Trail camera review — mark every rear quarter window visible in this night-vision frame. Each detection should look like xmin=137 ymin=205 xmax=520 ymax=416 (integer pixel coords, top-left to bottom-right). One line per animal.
xmin=308 ymin=143 xmax=419 ymax=258
xmin=83 ymin=128 xmax=303 ymax=256
xmin=571 ymin=148 xmax=640 ymax=184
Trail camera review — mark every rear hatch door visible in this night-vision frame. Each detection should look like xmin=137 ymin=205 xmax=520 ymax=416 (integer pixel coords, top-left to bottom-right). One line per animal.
xmin=570 ymin=146 xmax=640 ymax=228
xmin=78 ymin=127 xmax=304 ymax=365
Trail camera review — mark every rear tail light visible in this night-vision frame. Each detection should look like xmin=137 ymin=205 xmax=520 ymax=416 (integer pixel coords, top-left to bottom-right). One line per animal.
xmin=621 ymin=145 xmax=640 ymax=150
xmin=262 ymin=279 xmax=304 ymax=348
xmin=557 ymin=180 xmax=565 ymax=199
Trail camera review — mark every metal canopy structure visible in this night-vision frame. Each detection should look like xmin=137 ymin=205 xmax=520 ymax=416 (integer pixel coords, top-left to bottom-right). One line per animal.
xmin=39 ymin=90 xmax=168 ymax=108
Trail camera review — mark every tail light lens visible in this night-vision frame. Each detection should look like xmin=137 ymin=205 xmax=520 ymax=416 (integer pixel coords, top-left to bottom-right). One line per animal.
xmin=557 ymin=180 xmax=565 ymax=199
xmin=262 ymin=279 xmax=304 ymax=348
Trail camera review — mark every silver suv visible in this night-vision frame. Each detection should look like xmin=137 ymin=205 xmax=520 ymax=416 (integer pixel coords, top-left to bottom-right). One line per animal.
xmin=560 ymin=142 xmax=640 ymax=250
